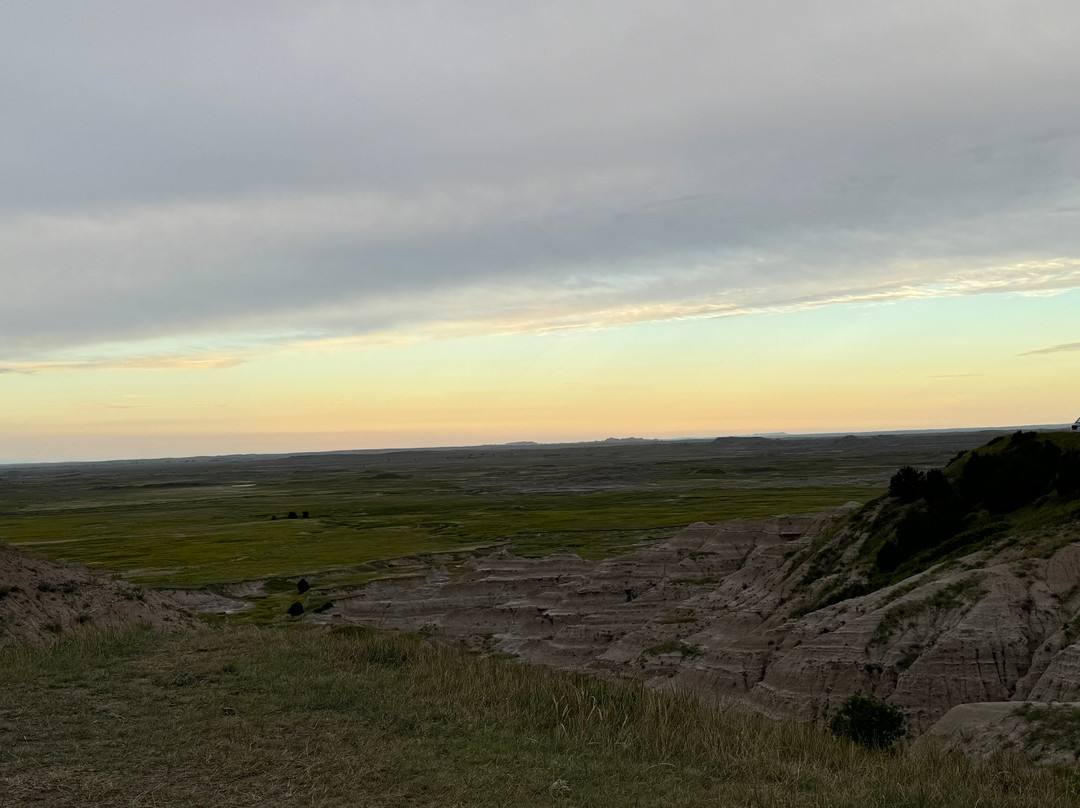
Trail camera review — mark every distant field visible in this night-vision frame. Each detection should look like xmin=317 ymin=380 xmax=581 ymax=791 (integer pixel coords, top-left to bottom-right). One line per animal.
xmin=0 ymin=432 xmax=1008 ymax=589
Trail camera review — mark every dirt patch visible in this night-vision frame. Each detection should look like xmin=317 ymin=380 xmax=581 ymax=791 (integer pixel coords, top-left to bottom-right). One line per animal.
xmin=160 ymin=588 xmax=252 ymax=614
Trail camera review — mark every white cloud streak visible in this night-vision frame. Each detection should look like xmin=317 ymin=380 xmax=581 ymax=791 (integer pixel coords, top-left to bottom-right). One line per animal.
xmin=1020 ymin=341 xmax=1080 ymax=356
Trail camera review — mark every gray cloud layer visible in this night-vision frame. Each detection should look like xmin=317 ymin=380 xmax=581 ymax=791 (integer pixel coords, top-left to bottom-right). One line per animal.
xmin=3 ymin=2 xmax=1080 ymax=360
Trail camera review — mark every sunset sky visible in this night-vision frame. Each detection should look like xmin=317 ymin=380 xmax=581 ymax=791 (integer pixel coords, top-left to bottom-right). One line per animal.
xmin=3 ymin=2 xmax=1080 ymax=463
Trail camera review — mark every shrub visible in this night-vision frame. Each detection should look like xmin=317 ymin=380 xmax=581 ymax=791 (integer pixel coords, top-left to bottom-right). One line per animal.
xmin=828 ymin=695 xmax=905 ymax=751
xmin=888 ymin=466 xmax=925 ymax=503
xmin=922 ymin=468 xmax=952 ymax=504
xmin=958 ymin=435 xmax=1064 ymax=513
xmin=1056 ymin=451 xmax=1080 ymax=497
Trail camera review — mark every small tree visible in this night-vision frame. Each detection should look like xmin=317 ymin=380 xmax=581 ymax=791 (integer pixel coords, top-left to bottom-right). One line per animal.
xmin=829 ymin=695 xmax=905 ymax=751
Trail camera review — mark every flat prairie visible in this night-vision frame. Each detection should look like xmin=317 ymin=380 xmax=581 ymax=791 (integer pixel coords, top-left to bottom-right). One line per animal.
xmin=0 ymin=431 xmax=1006 ymax=593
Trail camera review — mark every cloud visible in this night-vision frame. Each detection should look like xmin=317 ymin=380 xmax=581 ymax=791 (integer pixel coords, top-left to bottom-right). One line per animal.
xmin=1020 ymin=341 xmax=1080 ymax=356
xmin=0 ymin=352 xmax=248 ymax=374
xmin=277 ymin=257 xmax=1080 ymax=351
xmin=7 ymin=251 xmax=1070 ymax=375
xmin=3 ymin=2 xmax=1080 ymax=363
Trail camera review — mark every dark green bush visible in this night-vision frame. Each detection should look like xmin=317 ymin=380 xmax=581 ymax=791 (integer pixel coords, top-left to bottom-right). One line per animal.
xmin=828 ymin=695 xmax=906 ymax=751
xmin=923 ymin=469 xmax=952 ymax=504
xmin=888 ymin=466 xmax=926 ymax=502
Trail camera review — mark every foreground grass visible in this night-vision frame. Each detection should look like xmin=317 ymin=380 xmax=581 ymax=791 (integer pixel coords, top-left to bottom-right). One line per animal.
xmin=2 ymin=625 xmax=1078 ymax=807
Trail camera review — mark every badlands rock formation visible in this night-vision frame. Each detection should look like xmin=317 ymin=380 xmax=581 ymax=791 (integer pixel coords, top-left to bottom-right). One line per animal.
xmin=0 ymin=541 xmax=196 ymax=647
xmin=322 ymin=507 xmax=1080 ymax=751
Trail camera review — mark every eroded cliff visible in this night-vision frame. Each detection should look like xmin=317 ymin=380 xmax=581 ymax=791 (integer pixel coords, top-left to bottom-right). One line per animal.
xmin=319 ymin=431 xmax=1080 ymax=757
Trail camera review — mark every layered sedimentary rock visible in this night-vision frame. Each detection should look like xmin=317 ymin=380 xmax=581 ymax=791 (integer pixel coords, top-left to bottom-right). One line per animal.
xmin=321 ymin=509 xmax=1080 ymax=743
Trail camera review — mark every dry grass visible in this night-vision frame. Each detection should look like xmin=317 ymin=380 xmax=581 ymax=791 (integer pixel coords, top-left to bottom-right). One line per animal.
xmin=2 ymin=624 xmax=1079 ymax=807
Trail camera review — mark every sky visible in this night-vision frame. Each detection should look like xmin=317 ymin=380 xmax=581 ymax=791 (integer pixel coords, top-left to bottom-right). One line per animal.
xmin=3 ymin=1 xmax=1080 ymax=463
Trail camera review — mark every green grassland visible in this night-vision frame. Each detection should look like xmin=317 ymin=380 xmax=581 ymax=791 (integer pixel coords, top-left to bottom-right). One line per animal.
xmin=0 ymin=434 xmax=1007 ymax=590
xmin=3 ymin=624 xmax=1078 ymax=807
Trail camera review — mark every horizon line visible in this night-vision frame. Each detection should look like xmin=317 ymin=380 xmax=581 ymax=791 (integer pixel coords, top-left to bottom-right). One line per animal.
xmin=3 ymin=423 xmax=1075 ymax=470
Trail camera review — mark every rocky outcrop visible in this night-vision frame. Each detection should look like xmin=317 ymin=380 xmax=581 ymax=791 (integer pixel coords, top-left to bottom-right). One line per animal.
xmin=318 ymin=509 xmax=1080 ymax=741
xmin=921 ymin=701 xmax=1080 ymax=765
xmin=0 ymin=542 xmax=198 ymax=646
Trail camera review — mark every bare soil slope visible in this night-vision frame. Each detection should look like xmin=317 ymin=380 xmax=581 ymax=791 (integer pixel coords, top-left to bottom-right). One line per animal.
xmin=0 ymin=542 xmax=197 ymax=647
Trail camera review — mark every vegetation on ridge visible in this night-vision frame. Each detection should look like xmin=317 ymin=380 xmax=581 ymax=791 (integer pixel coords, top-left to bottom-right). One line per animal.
xmin=796 ymin=431 xmax=1080 ymax=606
xmin=873 ymin=431 xmax=1080 ymax=579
